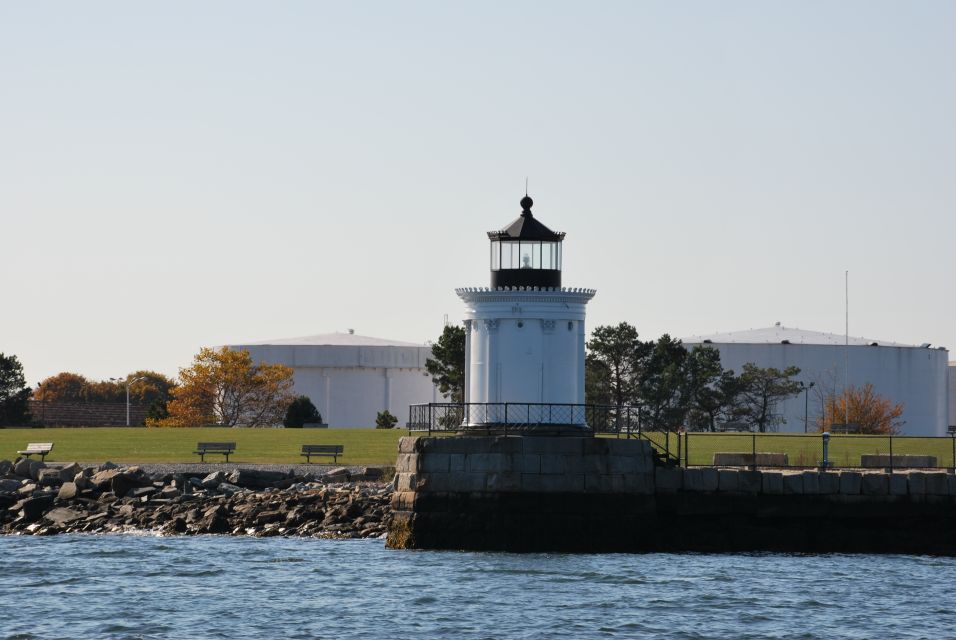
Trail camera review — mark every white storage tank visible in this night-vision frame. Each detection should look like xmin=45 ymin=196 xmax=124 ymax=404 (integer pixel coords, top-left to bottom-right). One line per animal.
xmin=682 ymin=324 xmax=949 ymax=436
xmin=229 ymin=331 xmax=439 ymax=428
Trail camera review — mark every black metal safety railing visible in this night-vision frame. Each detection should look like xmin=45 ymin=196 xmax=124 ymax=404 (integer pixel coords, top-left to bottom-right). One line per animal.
xmin=407 ymin=402 xmax=682 ymax=466
xmin=677 ymin=431 xmax=956 ymax=471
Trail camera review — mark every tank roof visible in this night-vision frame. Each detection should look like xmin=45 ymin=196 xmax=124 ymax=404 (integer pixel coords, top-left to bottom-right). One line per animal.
xmin=682 ymin=325 xmax=918 ymax=348
xmin=234 ymin=332 xmax=427 ymax=348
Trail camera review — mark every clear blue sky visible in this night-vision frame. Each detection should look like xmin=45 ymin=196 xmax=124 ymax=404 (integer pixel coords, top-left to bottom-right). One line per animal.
xmin=2 ymin=1 xmax=954 ymax=384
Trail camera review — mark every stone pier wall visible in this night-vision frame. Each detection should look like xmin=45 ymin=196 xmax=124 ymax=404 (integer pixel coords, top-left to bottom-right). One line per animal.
xmin=388 ymin=436 xmax=956 ymax=554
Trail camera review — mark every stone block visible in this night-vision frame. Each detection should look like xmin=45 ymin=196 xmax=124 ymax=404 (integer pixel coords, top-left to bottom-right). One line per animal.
xmin=539 ymin=454 xmax=568 ymax=475
xmin=622 ymin=472 xmax=653 ymax=494
xmin=490 ymin=437 xmax=524 ymax=454
xmin=861 ymin=454 xmax=937 ymax=469
xmin=717 ymin=469 xmax=739 ymax=491
xmin=581 ymin=454 xmax=608 ymax=475
xmin=449 ymin=454 xmax=466 ymax=473
xmin=608 ymin=455 xmax=646 ymax=475
xmin=925 ymin=473 xmax=949 ymax=496
xmin=737 ymin=471 xmax=762 ymax=493
xmin=582 ymin=438 xmax=611 ymax=455
xmin=522 ymin=473 xmax=584 ymax=493
xmin=713 ymin=452 xmax=788 ymax=467
xmin=762 ymin=472 xmax=783 ymax=494
xmin=390 ymin=491 xmax=417 ymax=511
xmin=427 ymin=437 xmax=492 ymax=454
xmin=395 ymin=454 xmax=418 ymax=473
xmin=889 ymin=474 xmax=908 ymax=496
xmin=907 ymin=472 xmax=926 ymax=495
xmin=394 ymin=473 xmax=419 ymax=492
xmin=467 ymin=453 xmax=507 ymax=473
xmin=862 ymin=473 xmax=889 ymax=496
xmin=522 ymin=437 xmax=584 ymax=455
xmin=782 ymin=473 xmax=804 ymax=495
xmin=700 ymin=468 xmax=719 ymax=491
xmin=398 ymin=437 xmax=420 ymax=454
xmin=683 ymin=469 xmax=703 ymax=492
xmin=421 ymin=471 xmax=487 ymax=493
xmin=948 ymin=474 xmax=956 ymax=497
xmin=606 ymin=439 xmax=652 ymax=457
xmin=420 ymin=453 xmax=451 ymax=473
xmin=486 ymin=472 xmax=521 ymax=491
xmin=801 ymin=472 xmax=820 ymax=495
xmin=839 ymin=472 xmax=862 ymax=495
xmin=513 ymin=454 xmax=541 ymax=474
xmin=654 ymin=467 xmax=682 ymax=492
xmin=818 ymin=472 xmax=840 ymax=495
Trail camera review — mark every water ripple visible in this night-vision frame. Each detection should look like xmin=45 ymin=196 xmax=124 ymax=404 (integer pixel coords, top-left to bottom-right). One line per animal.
xmin=2 ymin=536 xmax=956 ymax=639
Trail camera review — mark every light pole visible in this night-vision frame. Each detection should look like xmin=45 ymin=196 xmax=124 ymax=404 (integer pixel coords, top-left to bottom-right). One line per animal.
xmin=126 ymin=376 xmax=145 ymax=426
xmin=802 ymin=381 xmax=815 ymax=433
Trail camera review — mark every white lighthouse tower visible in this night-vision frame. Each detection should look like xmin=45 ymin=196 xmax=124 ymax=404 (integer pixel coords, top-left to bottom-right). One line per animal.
xmin=456 ymin=194 xmax=595 ymax=432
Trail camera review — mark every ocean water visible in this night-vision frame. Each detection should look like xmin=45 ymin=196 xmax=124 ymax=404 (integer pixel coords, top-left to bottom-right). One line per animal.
xmin=1 ymin=535 xmax=954 ymax=639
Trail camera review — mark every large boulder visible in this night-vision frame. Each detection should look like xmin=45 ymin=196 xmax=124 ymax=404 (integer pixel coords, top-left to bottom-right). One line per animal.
xmin=0 ymin=460 xmax=12 ymax=476
xmin=201 ymin=471 xmax=226 ymax=489
xmin=44 ymin=507 xmax=84 ymax=526
xmin=98 ymin=461 xmax=119 ymax=472
xmin=0 ymin=479 xmax=20 ymax=493
xmin=110 ymin=468 xmax=152 ymax=498
xmin=13 ymin=458 xmax=38 ymax=479
xmin=57 ymin=482 xmax=79 ymax=501
xmin=58 ymin=463 xmax=82 ymax=482
xmin=14 ymin=495 xmax=54 ymax=522
xmin=37 ymin=468 xmax=64 ymax=487
xmin=227 ymin=469 xmax=292 ymax=490
xmin=90 ymin=469 xmax=121 ymax=490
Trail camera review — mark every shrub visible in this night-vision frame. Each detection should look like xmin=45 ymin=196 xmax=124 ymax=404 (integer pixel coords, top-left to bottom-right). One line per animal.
xmin=375 ymin=410 xmax=399 ymax=430
xmin=284 ymin=395 xmax=322 ymax=428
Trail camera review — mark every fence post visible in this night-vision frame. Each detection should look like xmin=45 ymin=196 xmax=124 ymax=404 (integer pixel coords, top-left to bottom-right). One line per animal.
xmin=684 ymin=432 xmax=689 ymax=468
xmin=751 ymin=431 xmax=756 ymax=471
xmin=428 ymin=404 xmax=432 ymax=436
xmin=889 ymin=435 xmax=893 ymax=473
xmin=665 ymin=430 xmax=670 ymax=462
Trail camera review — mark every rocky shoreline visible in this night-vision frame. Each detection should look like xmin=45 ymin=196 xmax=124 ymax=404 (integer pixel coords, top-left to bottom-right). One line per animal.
xmin=0 ymin=458 xmax=392 ymax=538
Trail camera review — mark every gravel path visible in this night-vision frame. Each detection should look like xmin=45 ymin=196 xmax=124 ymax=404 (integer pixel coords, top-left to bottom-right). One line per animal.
xmin=43 ymin=462 xmax=382 ymax=477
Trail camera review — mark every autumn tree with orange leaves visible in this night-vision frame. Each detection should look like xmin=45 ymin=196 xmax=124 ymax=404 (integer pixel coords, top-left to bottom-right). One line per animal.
xmin=816 ymin=383 xmax=905 ymax=434
xmin=150 ymin=347 xmax=294 ymax=427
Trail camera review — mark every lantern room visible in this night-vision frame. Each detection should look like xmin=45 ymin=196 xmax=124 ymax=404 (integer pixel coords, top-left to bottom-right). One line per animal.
xmin=488 ymin=195 xmax=565 ymax=289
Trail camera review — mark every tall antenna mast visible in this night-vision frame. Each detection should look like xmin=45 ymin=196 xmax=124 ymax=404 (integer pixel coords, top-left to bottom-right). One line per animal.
xmin=525 ymin=177 xmax=528 ymax=196
xmin=844 ymin=270 xmax=849 ymax=427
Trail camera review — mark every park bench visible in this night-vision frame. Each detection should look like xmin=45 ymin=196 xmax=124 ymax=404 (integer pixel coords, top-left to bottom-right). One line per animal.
xmin=17 ymin=442 xmax=54 ymax=461
xmin=948 ymin=425 xmax=956 ymax=436
xmin=194 ymin=442 xmax=236 ymax=462
xmin=301 ymin=444 xmax=344 ymax=463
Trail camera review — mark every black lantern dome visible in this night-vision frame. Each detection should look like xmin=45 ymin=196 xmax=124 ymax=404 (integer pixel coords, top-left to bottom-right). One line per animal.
xmin=487 ymin=195 xmax=565 ymax=288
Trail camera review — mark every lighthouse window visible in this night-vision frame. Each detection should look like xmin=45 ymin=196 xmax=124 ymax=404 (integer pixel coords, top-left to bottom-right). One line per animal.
xmin=567 ymin=321 xmax=573 ymax=331
xmin=517 ymin=321 xmax=524 ymax=328
xmin=491 ymin=241 xmax=500 ymax=270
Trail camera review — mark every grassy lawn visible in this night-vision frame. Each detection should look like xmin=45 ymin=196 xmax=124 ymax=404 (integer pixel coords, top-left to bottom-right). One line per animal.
xmin=637 ymin=431 xmax=956 ymax=468
xmin=3 ymin=428 xmax=953 ymax=469
xmin=0 ymin=428 xmax=409 ymax=465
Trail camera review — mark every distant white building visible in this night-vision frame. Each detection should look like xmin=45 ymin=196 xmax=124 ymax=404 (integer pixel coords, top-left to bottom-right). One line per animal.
xmin=949 ymin=363 xmax=956 ymax=430
xmin=229 ymin=332 xmax=439 ymax=428
xmin=683 ymin=324 xmax=949 ymax=436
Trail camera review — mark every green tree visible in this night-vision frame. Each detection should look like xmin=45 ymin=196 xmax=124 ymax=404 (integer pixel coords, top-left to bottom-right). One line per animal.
xmin=586 ymin=322 xmax=650 ymax=407
xmin=688 ymin=369 xmax=744 ymax=431
xmin=284 ymin=395 xmax=322 ymax=428
xmin=681 ymin=346 xmax=726 ymax=430
xmin=425 ymin=325 xmax=466 ymax=402
xmin=375 ymin=410 xmax=399 ymax=429
xmin=638 ymin=334 xmax=691 ymax=429
xmin=738 ymin=363 xmax=803 ymax=432
xmin=0 ymin=353 xmax=31 ymax=426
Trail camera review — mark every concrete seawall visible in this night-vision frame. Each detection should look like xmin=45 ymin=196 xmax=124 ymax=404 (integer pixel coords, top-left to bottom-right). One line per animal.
xmin=387 ymin=436 xmax=956 ymax=554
